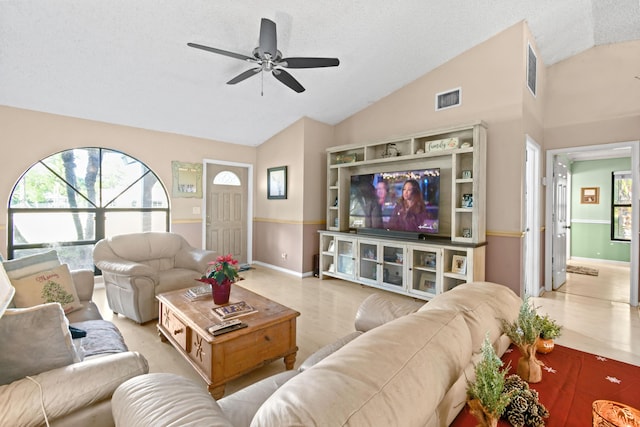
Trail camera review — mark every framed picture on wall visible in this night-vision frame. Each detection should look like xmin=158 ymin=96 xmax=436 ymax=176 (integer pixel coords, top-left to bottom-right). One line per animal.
xmin=580 ymin=187 xmax=599 ymax=204
xmin=267 ymin=166 xmax=287 ymax=199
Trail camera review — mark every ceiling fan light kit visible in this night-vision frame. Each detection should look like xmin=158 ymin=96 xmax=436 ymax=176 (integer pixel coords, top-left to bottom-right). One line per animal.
xmin=188 ymin=18 xmax=339 ymax=94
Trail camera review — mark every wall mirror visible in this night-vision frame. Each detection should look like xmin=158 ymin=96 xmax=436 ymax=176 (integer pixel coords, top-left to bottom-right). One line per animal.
xmin=172 ymin=161 xmax=202 ymax=198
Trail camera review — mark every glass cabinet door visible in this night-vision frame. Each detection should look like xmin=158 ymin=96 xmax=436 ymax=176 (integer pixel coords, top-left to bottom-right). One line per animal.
xmin=408 ymin=247 xmax=439 ymax=297
xmin=381 ymin=244 xmax=405 ymax=289
xmin=358 ymin=241 xmax=379 ymax=283
xmin=336 ymin=238 xmax=355 ymax=277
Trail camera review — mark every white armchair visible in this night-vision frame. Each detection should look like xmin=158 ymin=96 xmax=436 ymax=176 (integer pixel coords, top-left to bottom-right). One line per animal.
xmin=93 ymin=232 xmax=216 ymax=323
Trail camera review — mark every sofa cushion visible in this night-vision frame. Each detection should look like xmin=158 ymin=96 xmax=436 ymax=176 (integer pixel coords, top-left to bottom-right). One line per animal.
xmin=0 ymin=303 xmax=80 ymax=385
xmin=299 ymin=331 xmax=362 ymax=371
xmin=252 ymin=309 xmax=472 ymax=427
xmin=106 ymin=232 xmax=183 ymax=265
xmin=218 ymin=371 xmax=299 ymax=427
xmin=420 ymin=281 xmax=521 ymax=353
xmin=112 ymin=373 xmax=233 ymax=427
xmin=2 ymin=250 xmax=60 ymax=280
xmin=11 ymin=264 xmax=83 ymax=314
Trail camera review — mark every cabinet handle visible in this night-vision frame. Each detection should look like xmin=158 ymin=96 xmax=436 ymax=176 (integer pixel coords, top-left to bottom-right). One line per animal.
xmin=173 ymin=328 xmax=184 ymax=335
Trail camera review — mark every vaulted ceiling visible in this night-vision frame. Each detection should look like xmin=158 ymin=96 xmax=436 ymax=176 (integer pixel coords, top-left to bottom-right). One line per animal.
xmin=1 ymin=1 xmax=639 ymax=146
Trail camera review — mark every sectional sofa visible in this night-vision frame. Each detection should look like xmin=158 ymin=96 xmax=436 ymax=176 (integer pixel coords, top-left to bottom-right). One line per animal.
xmin=112 ymin=281 xmax=521 ymax=426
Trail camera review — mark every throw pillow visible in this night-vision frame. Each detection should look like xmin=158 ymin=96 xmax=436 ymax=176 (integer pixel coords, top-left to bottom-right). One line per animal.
xmin=11 ymin=264 xmax=83 ymax=314
xmin=2 ymin=250 xmax=60 ymax=280
xmin=0 ymin=303 xmax=80 ymax=385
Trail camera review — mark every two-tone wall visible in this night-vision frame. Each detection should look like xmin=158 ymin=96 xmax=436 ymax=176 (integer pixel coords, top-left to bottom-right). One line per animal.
xmin=253 ymin=118 xmax=334 ymax=275
xmin=570 ymin=158 xmax=631 ymax=262
xmin=1 ymin=21 xmax=638 ymax=290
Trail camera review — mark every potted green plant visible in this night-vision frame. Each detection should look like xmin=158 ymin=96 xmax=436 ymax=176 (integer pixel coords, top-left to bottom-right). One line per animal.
xmin=501 ymin=295 xmax=544 ymax=383
xmin=536 ymin=314 xmax=562 ymax=354
xmin=466 ymin=335 xmax=512 ymax=427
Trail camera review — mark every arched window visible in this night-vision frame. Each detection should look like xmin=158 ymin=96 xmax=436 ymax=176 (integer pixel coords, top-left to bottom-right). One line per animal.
xmin=213 ymin=171 xmax=241 ymax=186
xmin=8 ymin=148 xmax=169 ymax=271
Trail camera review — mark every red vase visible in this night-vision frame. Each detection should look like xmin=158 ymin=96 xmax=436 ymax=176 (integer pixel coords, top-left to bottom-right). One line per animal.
xmin=211 ymin=279 xmax=232 ymax=305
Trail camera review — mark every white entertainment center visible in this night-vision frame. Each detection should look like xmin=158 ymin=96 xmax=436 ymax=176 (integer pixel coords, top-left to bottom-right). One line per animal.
xmin=319 ymin=121 xmax=487 ymax=301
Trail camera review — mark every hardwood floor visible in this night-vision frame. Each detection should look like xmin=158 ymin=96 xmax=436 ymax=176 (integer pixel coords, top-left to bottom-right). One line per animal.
xmin=94 ymin=264 xmax=640 ymax=399
xmin=555 ymin=259 xmax=630 ymax=304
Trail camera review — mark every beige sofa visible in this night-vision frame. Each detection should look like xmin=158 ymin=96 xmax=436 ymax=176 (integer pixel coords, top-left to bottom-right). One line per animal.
xmin=0 ymin=263 xmax=148 ymax=427
xmin=112 ymin=281 xmax=521 ymax=426
xmin=93 ymin=232 xmax=216 ymax=323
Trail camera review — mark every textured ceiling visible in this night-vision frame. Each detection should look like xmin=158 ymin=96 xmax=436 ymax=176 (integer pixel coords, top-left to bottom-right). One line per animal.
xmin=1 ymin=1 xmax=639 ymax=146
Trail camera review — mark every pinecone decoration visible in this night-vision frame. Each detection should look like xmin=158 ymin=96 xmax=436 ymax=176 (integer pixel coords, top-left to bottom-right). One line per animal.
xmin=502 ymin=374 xmax=549 ymax=427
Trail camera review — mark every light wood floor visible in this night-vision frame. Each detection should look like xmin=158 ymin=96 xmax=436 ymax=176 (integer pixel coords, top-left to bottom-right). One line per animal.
xmin=94 ymin=265 xmax=640 ymax=398
xmin=557 ymin=259 xmax=630 ymax=304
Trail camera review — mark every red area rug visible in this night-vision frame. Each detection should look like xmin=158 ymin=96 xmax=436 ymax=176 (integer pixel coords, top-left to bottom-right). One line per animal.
xmin=451 ymin=344 xmax=640 ymax=426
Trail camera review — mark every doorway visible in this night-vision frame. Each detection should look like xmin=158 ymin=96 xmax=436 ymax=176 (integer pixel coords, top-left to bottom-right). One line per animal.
xmin=523 ymin=136 xmax=541 ymax=297
xmin=202 ymin=160 xmax=253 ymax=265
xmin=544 ymin=141 xmax=639 ymax=306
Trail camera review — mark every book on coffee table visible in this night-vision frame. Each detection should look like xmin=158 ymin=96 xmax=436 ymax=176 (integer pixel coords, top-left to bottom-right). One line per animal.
xmin=212 ymin=301 xmax=257 ymax=320
xmin=184 ymin=285 xmax=211 ymax=301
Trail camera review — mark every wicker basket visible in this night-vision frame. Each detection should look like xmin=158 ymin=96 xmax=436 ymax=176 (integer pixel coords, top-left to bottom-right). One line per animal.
xmin=592 ymin=400 xmax=640 ymax=427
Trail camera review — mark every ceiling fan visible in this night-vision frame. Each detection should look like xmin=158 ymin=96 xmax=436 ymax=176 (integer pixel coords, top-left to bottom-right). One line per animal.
xmin=188 ymin=18 xmax=339 ymax=93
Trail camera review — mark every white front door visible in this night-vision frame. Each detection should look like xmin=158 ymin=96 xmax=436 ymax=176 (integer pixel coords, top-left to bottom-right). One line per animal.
xmin=551 ymin=155 xmax=569 ymax=290
xmin=205 ymin=164 xmax=248 ymax=264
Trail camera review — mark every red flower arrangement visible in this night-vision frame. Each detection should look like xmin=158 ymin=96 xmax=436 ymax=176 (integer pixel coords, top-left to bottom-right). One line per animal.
xmin=199 ymin=254 xmax=240 ymax=285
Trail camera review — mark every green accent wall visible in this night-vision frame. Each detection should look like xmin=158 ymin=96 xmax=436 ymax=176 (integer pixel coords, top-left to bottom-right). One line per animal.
xmin=570 ymin=157 xmax=631 ymax=262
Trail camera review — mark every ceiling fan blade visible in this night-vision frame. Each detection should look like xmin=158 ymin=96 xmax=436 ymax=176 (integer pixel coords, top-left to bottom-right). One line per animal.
xmin=258 ymin=18 xmax=277 ymax=59
xmin=187 ymin=43 xmax=253 ymax=62
xmin=227 ymin=68 xmax=261 ymax=85
xmin=273 ymin=69 xmax=305 ymax=93
xmin=281 ymin=57 xmax=340 ymax=68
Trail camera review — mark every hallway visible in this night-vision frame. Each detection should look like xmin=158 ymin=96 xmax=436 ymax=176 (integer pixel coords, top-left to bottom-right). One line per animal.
xmin=556 ymin=259 xmax=631 ymax=304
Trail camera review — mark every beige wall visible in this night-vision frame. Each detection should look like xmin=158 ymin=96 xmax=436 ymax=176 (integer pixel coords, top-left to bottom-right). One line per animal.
xmin=544 ymin=39 xmax=640 ymax=149
xmin=332 ymin=21 xmax=533 ymax=289
xmin=0 ymin=106 xmax=255 ymax=253
xmin=253 ymin=117 xmax=334 ymax=274
xmin=2 ymin=25 xmax=638 ymax=284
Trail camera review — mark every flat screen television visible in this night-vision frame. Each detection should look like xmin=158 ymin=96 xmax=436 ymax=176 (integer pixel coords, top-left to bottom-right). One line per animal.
xmin=349 ymin=168 xmax=440 ymax=235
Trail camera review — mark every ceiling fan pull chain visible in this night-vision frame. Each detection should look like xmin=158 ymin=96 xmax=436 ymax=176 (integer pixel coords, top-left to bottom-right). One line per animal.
xmin=261 ymin=70 xmax=264 ymax=96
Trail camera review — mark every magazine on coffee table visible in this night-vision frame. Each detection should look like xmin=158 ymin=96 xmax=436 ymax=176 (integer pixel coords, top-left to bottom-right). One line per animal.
xmin=212 ymin=301 xmax=257 ymax=320
xmin=184 ymin=285 xmax=212 ymax=301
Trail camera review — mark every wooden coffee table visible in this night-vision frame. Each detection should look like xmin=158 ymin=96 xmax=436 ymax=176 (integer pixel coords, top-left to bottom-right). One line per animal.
xmin=157 ymin=285 xmax=299 ymax=399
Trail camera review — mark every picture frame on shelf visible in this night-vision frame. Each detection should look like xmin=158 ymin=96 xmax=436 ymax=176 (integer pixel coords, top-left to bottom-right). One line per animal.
xmin=267 ymin=166 xmax=287 ymax=199
xmin=451 ymin=255 xmax=467 ymax=275
xmin=418 ymin=273 xmax=435 ymax=292
xmin=423 ymin=252 xmax=437 ymax=268
xmin=462 ymin=193 xmax=473 ymax=208
xmin=327 ymin=240 xmax=335 ymax=252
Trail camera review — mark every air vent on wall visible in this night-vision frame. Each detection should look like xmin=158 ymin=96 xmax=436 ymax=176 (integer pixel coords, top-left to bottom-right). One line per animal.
xmin=527 ymin=42 xmax=537 ymax=96
xmin=435 ymin=87 xmax=461 ymax=111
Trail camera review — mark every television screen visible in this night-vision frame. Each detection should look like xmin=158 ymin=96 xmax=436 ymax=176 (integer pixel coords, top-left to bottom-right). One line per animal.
xmin=349 ymin=168 xmax=440 ymax=233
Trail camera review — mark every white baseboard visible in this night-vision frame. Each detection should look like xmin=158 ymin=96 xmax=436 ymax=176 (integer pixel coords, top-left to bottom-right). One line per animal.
xmin=252 ymin=261 xmax=314 ymax=278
